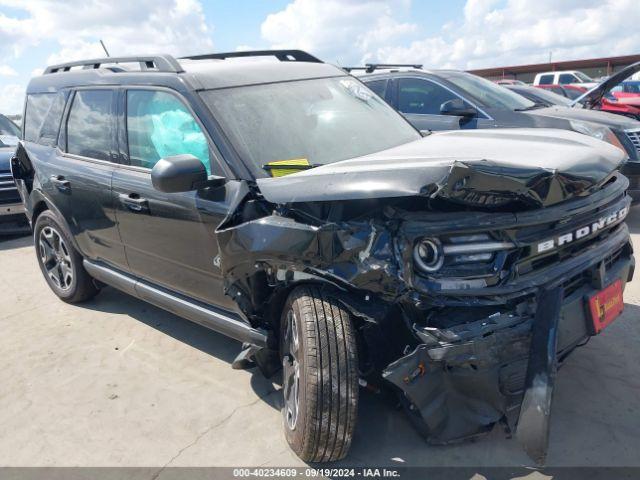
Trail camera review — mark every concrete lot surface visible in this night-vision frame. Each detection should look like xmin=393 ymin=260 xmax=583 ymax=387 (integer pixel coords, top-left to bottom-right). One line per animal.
xmin=0 ymin=209 xmax=639 ymax=471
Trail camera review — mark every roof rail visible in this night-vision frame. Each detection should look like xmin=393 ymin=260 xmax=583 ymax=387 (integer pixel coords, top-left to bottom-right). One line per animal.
xmin=43 ymin=55 xmax=184 ymax=74
xmin=344 ymin=63 xmax=423 ymax=73
xmin=182 ymin=49 xmax=323 ymax=63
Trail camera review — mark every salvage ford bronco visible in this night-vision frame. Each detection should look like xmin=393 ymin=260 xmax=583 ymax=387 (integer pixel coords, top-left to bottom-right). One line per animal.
xmin=11 ymin=50 xmax=635 ymax=464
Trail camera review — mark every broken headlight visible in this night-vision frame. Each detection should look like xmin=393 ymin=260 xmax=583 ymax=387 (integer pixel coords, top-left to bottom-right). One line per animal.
xmin=569 ymin=120 xmax=626 ymax=153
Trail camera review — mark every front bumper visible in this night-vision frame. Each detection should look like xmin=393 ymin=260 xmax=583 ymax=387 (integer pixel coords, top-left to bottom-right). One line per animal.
xmin=382 ymin=232 xmax=634 ymax=462
xmin=0 ymin=202 xmax=29 ymax=235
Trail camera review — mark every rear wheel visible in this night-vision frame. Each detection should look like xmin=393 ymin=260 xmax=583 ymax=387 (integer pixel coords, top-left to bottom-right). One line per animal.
xmin=34 ymin=210 xmax=99 ymax=303
xmin=281 ymin=286 xmax=359 ymax=462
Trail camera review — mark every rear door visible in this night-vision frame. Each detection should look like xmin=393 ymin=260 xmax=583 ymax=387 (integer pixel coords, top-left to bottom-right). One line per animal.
xmin=40 ymin=88 xmax=127 ymax=270
xmin=112 ymin=87 xmax=237 ymax=311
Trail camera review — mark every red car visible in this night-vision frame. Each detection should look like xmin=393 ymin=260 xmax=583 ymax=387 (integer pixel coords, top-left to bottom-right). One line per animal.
xmin=537 ymin=84 xmax=640 ymax=120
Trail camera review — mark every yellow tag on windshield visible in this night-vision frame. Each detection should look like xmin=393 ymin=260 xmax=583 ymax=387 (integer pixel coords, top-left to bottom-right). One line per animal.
xmin=265 ymin=158 xmax=310 ymax=177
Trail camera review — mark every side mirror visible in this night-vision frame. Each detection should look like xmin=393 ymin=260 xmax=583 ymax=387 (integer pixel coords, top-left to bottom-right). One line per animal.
xmin=440 ymin=98 xmax=477 ymax=118
xmin=151 ymin=154 xmax=225 ymax=193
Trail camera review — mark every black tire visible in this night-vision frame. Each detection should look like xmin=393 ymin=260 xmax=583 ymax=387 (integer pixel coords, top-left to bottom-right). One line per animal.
xmin=280 ymin=285 xmax=359 ymax=462
xmin=34 ymin=210 xmax=99 ymax=303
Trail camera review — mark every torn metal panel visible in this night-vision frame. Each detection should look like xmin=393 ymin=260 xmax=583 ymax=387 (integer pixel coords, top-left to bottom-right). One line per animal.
xmin=383 ymin=308 xmax=534 ymax=444
xmin=256 ymin=128 xmax=625 ymax=208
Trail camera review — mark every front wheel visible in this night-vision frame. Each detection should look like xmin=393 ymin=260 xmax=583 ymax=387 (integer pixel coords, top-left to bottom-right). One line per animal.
xmin=34 ymin=210 xmax=99 ymax=303
xmin=281 ymin=286 xmax=359 ymax=462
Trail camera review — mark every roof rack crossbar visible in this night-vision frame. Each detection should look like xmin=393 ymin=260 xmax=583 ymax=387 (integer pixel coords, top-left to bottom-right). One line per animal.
xmin=345 ymin=63 xmax=423 ymax=73
xmin=43 ymin=55 xmax=184 ymax=74
xmin=181 ymin=49 xmax=323 ymax=64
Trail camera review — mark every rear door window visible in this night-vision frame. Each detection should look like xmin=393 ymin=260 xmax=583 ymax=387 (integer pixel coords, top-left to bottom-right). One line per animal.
xmin=538 ymin=74 xmax=554 ymax=85
xmin=24 ymin=93 xmax=55 ymax=142
xmin=397 ymin=78 xmax=460 ymax=115
xmin=66 ymin=90 xmax=114 ymax=161
xmin=126 ymin=90 xmax=210 ymax=173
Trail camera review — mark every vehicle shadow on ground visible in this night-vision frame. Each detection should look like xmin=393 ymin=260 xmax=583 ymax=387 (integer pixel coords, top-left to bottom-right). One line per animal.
xmin=81 ymin=286 xmax=283 ymax=408
xmin=0 ymin=233 xmax=31 ymax=251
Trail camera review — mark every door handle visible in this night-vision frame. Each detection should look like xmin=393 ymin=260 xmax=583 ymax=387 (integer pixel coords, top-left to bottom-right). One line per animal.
xmin=50 ymin=175 xmax=70 ymax=192
xmin=118 ymin=193 xmax=149 ymax=213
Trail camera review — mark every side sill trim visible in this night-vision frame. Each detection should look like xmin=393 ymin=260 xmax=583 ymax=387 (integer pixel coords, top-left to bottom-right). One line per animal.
xmin=83 ymin=259 xmax=267 ymax=347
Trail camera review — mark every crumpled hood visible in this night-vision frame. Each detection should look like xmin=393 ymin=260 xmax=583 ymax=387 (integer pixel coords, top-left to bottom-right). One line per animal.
xmin=257 ymin=128 xmax=626 ymax=208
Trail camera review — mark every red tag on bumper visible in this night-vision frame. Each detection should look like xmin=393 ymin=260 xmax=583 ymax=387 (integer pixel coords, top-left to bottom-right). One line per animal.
xmin=587 ymin=279 xmax=624 ymax=334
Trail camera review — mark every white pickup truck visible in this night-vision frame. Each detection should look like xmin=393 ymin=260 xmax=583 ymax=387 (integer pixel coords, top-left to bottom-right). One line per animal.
xmin=533 ymin=70 xmax=597 ymax=88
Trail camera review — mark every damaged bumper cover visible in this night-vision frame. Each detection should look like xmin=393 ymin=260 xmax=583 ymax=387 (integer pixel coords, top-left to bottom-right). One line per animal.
xmin=217 ymin=129 xmax=633 ymax=464
xmin=383 ymin=221 xmax=634 ymax=462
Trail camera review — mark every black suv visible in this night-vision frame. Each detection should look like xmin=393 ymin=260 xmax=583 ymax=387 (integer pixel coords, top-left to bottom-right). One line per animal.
xmin=11 ymin=51 xmax=635 ymax=464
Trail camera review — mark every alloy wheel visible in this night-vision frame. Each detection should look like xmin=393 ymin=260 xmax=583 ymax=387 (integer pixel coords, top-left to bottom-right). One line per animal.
xmin=39 ymin=226 xmax=73 ymax=291
xmin=282 ymin=309 xmax=301 ymax=430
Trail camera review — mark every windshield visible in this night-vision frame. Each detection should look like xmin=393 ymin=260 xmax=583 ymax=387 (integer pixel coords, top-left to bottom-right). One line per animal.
xmin=200 ymin=77 xmax=420 ymax=177
xmin=0 ymin=115 xmax=20 ymax=138
xmin=513 ymin=86 xmax=573 ymax=107
xmin=575 ymin=71 xmax=593 ymax=82
xmin=443 ymin=71 xmax=535 ymax=110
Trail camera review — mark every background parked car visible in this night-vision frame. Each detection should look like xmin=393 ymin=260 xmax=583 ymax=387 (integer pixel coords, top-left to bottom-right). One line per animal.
xmin=506 ymin=84 xmax=576 ymax=107
xmin=0 ymin=114 xmax=28 ymax=234
xmin=611 ymin=80 xmax=640 ymax=99
xmin=533 ymin=70 xmax=597 ymax=88
xmin=353 ymin=65 xmax=640 ymax=201
xmin=537 ymin=84 xmax=640 ymax=120
xmin=537 ymin=84 xmax=586 ymax=101
xmin=495 ymin=79 xmax=526 ymax=85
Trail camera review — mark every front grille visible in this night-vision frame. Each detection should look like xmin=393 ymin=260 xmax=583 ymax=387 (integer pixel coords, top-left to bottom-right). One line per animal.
xmin=625 ymin=128 xmax=640 ymax=156
xmin=0 ymin=170 xmax=20 ymax=205
xmin=513 ymin=199 xmax=627 ymax=280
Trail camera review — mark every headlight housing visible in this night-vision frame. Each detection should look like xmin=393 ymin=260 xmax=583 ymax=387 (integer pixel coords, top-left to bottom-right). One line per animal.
xmin=413 ymin=234 xmax=515 ymax=274
xmin=413 ymin=238 xmax=444 ymax=272
xmin=569 ymin=120 xmax=626 ymax=153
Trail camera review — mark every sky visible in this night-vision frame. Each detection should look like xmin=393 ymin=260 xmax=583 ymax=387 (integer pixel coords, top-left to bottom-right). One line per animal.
xmin=1 ymin=0 xmax=639 ymax=114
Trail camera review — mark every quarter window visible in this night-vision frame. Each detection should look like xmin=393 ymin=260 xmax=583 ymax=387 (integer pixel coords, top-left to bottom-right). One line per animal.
xmin=66 ymin=90 xmax=114 ymax=161
xmin=24 ymin=93 xmax=55 ymax=142
xmin=398 ymin=78 xmax=461 ymax=115
xmin=38 ymin=92 xmax=67 ymax=146
xmin=126 ymin=90 xmax=210 ymax=173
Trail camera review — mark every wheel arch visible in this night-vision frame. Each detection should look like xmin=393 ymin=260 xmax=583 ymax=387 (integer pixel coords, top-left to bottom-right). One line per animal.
xmin=30 ymin=194 xmax=82 ymax=253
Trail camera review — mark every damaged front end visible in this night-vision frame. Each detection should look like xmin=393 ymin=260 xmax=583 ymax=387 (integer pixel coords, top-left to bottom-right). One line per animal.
xmin=216 ymin=129 xmax=634 ymax=464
